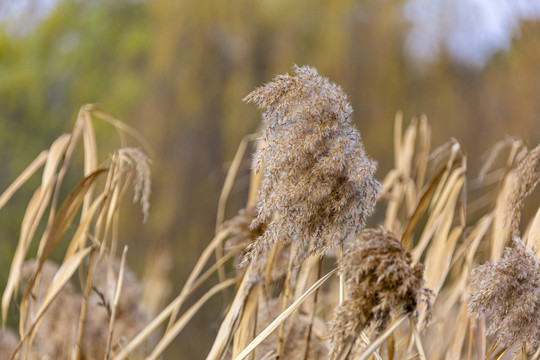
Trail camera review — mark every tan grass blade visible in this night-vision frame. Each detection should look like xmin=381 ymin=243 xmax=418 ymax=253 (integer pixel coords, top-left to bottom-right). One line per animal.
xmin=423 ymin=215 xmax=464 ymax=295
xmin=490 ymin=170 xmax=517 ymax=261
xmin=73 ymin=248 xmax=96 ymax=360
xmin=2 ymin=135 xmax=72 ymax=327
xmin=104 ymin=246 xmax=128 ymax=360
xmin=444 ymin=302 xmax=469 ymax=360
xmin=116 ymin=229 xmax=231 ymax=360
xmin=2 ymin=186 xmax=43 ymax=326
xmin=164 ymin=226 xmax=229 ymax=329
xmin=206 ymin=265 xmax=255 ymax=360
xmin=232 ymin=269 xmax=337 ymax=360
xmin=63 ymin=193 xmax=106 ymax=260
xmin=354 ymin=315 xmax=408 ymax=360
xmin=413 ymin=115 xmax=431 ymax=194
xmin=29 ymin=135 xmax=72 ymax=264
xmin=81 ymin=108 xmax=98 ymax=214
xmin=9 ymin=247 xmax=92 ymax=360
xmin=0 ymin=150 xmax=48 ymax=211
xmin=412 ymin=167 xmax=464 ymax=263
xmin=440 ymin=215 xmax=492 ymax=315
xmin=380 ymin=169 xmax=400 ymax=198
xmin=430 ymin=142 xmax=461 ymax=209
xmin=400 ymin=118 xmax=418 ymax=177
xmin=216 ymin=134 xmax=255 ymax=232
xmin=231 ymin=283 xmax=260 ymax=358
xmin=214 ymin=134 xmax=253 ymax=290
xmin=411 ymin=317 xmax=426 ymax=360
xmin=35 ymin=168 xmax=107 ymax=266
xmin=145 ymin=278 xmax=237 ymax=360
xmin=20 ymin=169 xmax=107 ymax=334
xmin=49 ymin=113 xmax=95 ymax=223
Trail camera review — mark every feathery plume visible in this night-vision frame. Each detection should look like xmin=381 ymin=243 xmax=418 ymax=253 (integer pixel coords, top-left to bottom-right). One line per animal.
xmin=507 ymin=144 xmax=540 ymax=238
xmin=243 ymin=65 xmax=381 ymax=264
xmin=329 ymin=228 xmax=431 ymax=358
xmin=468 ymin=238 xmax=540 ymax=351
xmin=113 ymin=148 xmax=152 ymax=223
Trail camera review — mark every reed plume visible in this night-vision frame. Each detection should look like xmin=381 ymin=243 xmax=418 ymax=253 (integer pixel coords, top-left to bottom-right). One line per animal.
xmin=243 ymin=65 xmax=381 ymax=264
xmin=329 ymin=228 xmax=431 ymax=358
xmin=468 ymin=238 xmax=540 ymax=351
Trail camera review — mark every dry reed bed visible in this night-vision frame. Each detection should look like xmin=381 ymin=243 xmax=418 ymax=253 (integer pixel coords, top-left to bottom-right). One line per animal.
xmin=1 ymin=67 xmax=539 ymax=359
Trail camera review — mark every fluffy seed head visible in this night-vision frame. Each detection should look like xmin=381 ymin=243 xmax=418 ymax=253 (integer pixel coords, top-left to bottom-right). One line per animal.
xmin=243 ymin=65 xmax=381 ymax=264
xmin=329 ymin=228 xmax=431 ymax=357
xmin=468 ymin=238 xmax=540 ymax=349
xmin=113 ymin=147 xmax=152 ymax=223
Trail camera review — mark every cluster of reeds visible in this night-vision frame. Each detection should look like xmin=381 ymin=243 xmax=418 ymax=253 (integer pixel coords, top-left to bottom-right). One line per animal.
xmin=1 ymin=67 xmax=540 ymax=359
xmin=0 ymin=106 xmax=156 ymax=360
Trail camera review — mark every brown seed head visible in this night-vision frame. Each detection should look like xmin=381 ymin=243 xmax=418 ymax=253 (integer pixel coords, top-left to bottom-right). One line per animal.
xmin=468 ymin=238 xmax=540 ymax=349
xmin=243 ymin=65 xmax=381 ymax=264
xmin=329 ymin=228 xmax=431 ymax=357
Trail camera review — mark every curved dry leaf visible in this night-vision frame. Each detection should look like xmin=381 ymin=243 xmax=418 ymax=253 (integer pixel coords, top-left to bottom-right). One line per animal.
xmin=20 ymin=169 xmax=107 ymax=333
xmin=2 ymin=186 xmax=44 ymax=326
xmin=0 ymin=150 xmax=48 ymax=211
xmin=233 ymin=269 xmax=336 ymax=360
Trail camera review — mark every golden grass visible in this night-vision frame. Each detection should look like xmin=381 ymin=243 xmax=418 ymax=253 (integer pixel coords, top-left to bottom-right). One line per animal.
xmin=1 ymin=68 xmax=540 ymax=360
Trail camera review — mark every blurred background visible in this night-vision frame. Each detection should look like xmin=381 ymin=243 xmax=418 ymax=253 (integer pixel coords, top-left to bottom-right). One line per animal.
xmin=0 ymin=0 xmax=539 ymax=357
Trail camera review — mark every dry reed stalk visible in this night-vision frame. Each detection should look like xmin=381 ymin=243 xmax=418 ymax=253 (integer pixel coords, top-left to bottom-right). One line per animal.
xmin=104 ymin=245 xmax=128 ymax=360
xmin=244 ymin=298 xmax=328 ymax=360
xmin=207 ymin=158 xmax=264 ymax=360
xmin=74 ymin=247 xmax=97 ymax=360
xmin=232 ymin=269 xmax=336 ymax=360
xmin=214 ymin=134 xmax=255 ymax=288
